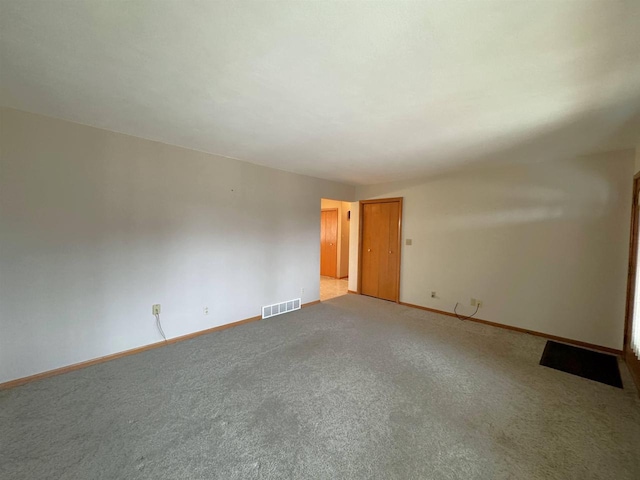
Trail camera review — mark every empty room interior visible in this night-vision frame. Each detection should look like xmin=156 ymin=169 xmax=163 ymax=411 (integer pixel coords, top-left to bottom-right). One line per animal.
xmin=2 ymin=1 xmax=640 ymax=479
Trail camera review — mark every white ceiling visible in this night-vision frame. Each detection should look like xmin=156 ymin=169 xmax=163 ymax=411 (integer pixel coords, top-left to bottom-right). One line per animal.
xmin=2 ymin=1 xmax=640 ymax=185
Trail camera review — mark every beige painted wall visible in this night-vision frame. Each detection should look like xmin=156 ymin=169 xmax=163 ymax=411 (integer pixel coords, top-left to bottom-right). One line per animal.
xmin=349 ymin=150 xmax=634 ymax=350
xmin=320 ymin=198 xmax=350 ymax=278
xmin=0 ymin=108 xmax=355 ymax=383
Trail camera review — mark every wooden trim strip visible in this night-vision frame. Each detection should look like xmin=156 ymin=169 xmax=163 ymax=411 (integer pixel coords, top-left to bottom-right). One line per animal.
xmin=395 ymin=199 xmax=403 ymax=304
xmin=347 ymin=290 xmax=358 ymax=294
xmin=623 ymin=173 xmax=640 ymax=393
xmin=358 ymin=197 xmax=404 ymax=205
xmin=357 ymin=200 xmax=364 ymax=295
xmin=1 ymin=301 xmax=322 ymax=391
xmin=302 ymin=300 xmax=321 ymax=308
xmin=0 ymin=315 xmax=261 ymax=390
xmin=399 ymin=301 xmax=622 ymax=356
xmin=623 ymin=175 xmax=639 ymax=354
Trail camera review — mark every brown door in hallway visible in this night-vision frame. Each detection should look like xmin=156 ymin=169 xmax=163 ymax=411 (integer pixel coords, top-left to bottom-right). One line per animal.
xmin=320 ymin=209 xmax=338 ymax=277
xmin=359 ymin=198 xmax=402 ymax=302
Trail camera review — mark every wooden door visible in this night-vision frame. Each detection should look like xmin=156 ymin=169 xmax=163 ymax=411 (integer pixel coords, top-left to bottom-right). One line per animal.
xmin=359 ymin=198 xmax=402 ymax=302
xmin=361 ymin=203 xmax=382 ymax=296
xmin=379 ymin=201 xmax=400 ymax=301
xmin=320 ymin=209 xmax=338 ymax=277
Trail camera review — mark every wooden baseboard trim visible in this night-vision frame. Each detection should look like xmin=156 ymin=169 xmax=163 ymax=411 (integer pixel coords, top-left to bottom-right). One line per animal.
xmin=347 ymin=290 xmax=358 ymax=295
xmin=0 ymin=313 xmax=269 ymax=390
xmin=339 ymin=276 xmax=349 ymax=280
xmin=0 ymin=301 xmax=326 ymax=390
xmin=4 ymin=297 xmax=621 ymax=390
xmin=399 ymin=302 xmax=622 ymax=356
xmin=302 ymin=300 xmax=321 ymax=308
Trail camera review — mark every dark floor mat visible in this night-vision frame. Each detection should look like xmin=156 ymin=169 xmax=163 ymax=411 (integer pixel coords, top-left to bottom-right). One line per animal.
xmin=539 ymin=341 xmax=622 ymax=388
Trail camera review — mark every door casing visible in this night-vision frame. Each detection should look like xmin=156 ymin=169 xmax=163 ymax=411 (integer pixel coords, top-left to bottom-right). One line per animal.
xmin=623 ymin=173 xmax=640 ymax=391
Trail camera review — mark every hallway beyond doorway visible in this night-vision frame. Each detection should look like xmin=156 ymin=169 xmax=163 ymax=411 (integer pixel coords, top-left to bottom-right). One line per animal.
xmin=320 ymin=276 xmax=348 ymax=301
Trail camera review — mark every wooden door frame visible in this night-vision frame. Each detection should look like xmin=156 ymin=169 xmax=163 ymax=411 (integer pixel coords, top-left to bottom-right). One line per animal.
xmin=623 ymin=173 xmax=640 ymax=391
xmin=357 ymin=197 xmax=403 ymax=303
xmin=320 ymin=208 xmax=339 ymax=278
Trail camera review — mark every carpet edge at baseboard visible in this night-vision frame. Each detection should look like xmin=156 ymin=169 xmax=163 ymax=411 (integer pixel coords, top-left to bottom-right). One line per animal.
xmin=1 ymin=300 xmax=322 ymax=390
xmin=398 ymin=301 xmax=622 ymax=356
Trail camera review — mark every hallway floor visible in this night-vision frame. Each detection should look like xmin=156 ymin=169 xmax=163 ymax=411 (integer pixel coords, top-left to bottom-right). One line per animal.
xmin=320 ymin=276 xmax=348 ymax=301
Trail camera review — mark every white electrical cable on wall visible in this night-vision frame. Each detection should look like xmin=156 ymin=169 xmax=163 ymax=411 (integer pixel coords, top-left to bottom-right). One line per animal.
xmin=155 ymin=313 xmax=168 ymax=342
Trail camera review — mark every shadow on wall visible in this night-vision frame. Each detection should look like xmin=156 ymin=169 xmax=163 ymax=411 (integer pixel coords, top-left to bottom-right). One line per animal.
xmin=425 ymin=161 xmax=615 ymax=231
xmin=358 ymin=150 xmax=632 ymax=234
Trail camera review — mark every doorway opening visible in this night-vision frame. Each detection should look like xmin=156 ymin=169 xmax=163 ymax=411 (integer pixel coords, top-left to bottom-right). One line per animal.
xmin=320 ymin=198 xmax=351 ymax=301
